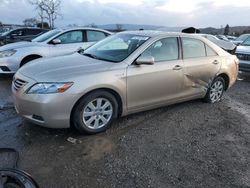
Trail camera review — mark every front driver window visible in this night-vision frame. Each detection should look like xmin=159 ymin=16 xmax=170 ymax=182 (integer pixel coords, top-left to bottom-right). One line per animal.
xmin=141 ymin=37 xmax=179 ymax=62
xmin=56 ymin=31 xmax=83 ymax=44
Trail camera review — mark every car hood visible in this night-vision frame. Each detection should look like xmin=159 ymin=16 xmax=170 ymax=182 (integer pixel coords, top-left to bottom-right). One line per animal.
xmin=0 ymin=41 xmax=42 ymax=51
xmin=209 ymin=39 xmax=236 ymax=50
xmin=18 ymin=53 xmax=115 ymax=81
xmin=236 ymin=45 xmax=250 ymax=54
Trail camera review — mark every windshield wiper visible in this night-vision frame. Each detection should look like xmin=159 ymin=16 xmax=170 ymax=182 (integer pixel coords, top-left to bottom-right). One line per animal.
xmin=82 ymin=53 xmax=117 ymax=63
xmin=82 ymin=53 xmax=100 ymax=59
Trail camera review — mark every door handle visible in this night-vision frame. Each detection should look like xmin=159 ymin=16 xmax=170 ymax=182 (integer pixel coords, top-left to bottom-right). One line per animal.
xmin=173 ymin=65 xmax=182 ymax=70
xmin=212 ymin=60 xmax=219 ymax=65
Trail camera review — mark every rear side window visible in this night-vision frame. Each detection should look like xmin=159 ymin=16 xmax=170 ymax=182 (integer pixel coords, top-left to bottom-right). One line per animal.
xmin=142 ymin=37 xmax=179 ymax=62
xmin=87 ymin=31 xmax=106 ymax=42
xmin=182 ymin=38 xmax=206 ymax=59
xmin=206 ymin=45 xmax=217 ymax=56
xmin=26 ymin=29 xmax=43 ymax=36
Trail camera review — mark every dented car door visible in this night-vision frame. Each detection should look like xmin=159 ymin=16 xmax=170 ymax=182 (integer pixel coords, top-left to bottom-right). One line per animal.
xmin=181 ymin=37 xmax=221 ymax=96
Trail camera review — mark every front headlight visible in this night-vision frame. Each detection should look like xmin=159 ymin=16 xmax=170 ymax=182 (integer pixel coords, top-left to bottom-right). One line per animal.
xmin=27 ymin=82 xmax=73 ymax=94
xmin=0 ymin=49 xmax=16 ymax=58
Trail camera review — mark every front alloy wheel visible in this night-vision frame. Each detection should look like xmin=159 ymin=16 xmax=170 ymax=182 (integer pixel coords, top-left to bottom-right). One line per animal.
xmin=72 ymin=91 xmax=118 ymax=134
xmin=83 ymin=98 xmax=113 ymax=130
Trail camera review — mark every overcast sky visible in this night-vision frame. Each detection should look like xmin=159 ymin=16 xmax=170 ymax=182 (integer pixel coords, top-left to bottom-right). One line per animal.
xmin=0 ymin=0 xmax=250 ymax=28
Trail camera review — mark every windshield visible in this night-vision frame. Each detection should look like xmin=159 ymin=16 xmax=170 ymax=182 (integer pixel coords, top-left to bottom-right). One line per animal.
xmin=241 ymin=36 xmax=250 ymax=46
xmin=83 ymin=34 xmax=150 ymax=63
xmin=236 ymin=34 xmax=249 ymax=42
xmin=1 ymin=30 xmax=11 ymax=36
xmin=32 ymin=30 xmax=61 ymax=42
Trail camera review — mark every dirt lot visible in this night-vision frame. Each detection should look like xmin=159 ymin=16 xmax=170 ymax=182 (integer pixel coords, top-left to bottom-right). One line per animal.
xmin=0 ymin=73 xmax=250 ymax=188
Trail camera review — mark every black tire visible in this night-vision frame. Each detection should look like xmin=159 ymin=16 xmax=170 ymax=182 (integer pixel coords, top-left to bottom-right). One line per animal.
xmin=204 ymin=76 xmax=225 ymax=103
xmin=72 ymin=90 xmax=118 ymax=134
xmin=20 ymin=56 xmax=41 ymax=67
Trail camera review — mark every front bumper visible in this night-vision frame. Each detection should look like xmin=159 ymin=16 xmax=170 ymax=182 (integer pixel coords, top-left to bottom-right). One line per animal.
xmin=0 ymin=56 xmax=20 ymax=74
xmin=239 ymin=60 xmax=250 ymax=72
xmin=12 ymin=72 xmax=78 ymax=129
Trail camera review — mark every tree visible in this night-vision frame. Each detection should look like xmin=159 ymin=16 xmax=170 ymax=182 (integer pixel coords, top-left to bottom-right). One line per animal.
xmin=29 ymin=0 xmax=46 ymax=28
xmin=23 ymin=18 xmax=38 ymax=27
xmin=29 ymin=0 xmax=61 ymax=29
xmin=224 ymin=24 xmax=230 ymax=35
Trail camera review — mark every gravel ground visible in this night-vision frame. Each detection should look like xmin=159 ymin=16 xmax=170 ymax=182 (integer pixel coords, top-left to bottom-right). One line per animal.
xmin=0 ymin=73 xmax=250 ymax=188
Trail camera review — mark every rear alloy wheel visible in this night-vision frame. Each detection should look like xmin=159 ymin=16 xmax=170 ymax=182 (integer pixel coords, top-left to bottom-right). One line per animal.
xmin=204 ymin=77 xmax=225 ymax=103
xmin=72 ymin=91 xmax=118 ymax=134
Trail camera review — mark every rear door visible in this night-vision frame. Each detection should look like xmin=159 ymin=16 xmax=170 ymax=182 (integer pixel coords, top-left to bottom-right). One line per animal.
xmin=181 ymin=37 xmax=221 ymax=96
xmin=48 ymin=30 xmax=84 ymax=57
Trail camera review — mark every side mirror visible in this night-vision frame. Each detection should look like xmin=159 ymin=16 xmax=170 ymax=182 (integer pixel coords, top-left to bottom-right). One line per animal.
xmin=51 ymin=39 xmax=61 ymax=45
xmin=77 ymin=47 xmax=84 ymax=54
xmin=135 ymin=55 xmax=155 ymax=65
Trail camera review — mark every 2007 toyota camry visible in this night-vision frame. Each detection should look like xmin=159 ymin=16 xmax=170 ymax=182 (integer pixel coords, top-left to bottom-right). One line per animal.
xmin=12 ymin=31 xmax=239 ymax=134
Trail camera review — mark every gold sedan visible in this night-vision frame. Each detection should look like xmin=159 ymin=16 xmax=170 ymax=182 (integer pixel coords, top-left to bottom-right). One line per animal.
xmin=12 ymin=31 xmax=239 ymax=134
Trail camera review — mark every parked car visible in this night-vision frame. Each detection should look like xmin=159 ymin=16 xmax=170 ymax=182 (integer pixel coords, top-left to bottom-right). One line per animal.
xmin=12 ymin=31 xmax=239 ymax=134
xmin=197 ymin=34 xmax=236 ymax=54
xmin=226 ymin=35 xmax=237 ymax=41
xmin=0 ymin=27 xmax=112 ymax=74
xmin=233 ymin=34 xmax=250 ymax=46
xmin=0 ymin=27 xmax=49 ymax=46
xmin=216 ymin=35 xmax=230 ymax=41
xmin=235 ymin=36 xmax=250 ymax=72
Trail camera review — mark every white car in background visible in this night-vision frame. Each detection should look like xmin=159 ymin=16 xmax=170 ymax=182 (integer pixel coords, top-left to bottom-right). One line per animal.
xmin=0 ymin=27 xmax=112 ymax=74
xmin=196 ymin=34 xmax=236 ymax=54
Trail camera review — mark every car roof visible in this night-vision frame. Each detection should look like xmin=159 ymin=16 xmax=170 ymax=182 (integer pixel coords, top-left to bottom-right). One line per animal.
xmin=62 ymin=27 xmax=112 ymax=34
xmin=118 ymin=30 xmax=206 ymax=39
xmin=11 ymin=27 xmax=47 ymax=30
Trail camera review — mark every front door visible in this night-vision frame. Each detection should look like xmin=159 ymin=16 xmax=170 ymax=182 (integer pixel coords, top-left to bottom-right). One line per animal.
xmin=48 ymin=30 xmax=85 ymax=57
xmin=127 ymin=37 xmax=185 ymax=110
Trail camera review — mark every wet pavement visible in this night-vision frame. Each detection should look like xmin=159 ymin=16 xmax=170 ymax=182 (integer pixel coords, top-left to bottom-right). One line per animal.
xmin=0 ymin=73 xmax=250 ymax=188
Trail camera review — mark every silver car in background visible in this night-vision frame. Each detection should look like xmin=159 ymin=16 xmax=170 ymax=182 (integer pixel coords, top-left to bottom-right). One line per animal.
xmin=13 ymin=31 xmax=239 ymax=134
xmin=235 ymin=36 xmax=250 ymax=72
xmin=197 ymin=34 xmax=237 ymax=54
xmin=0 ymin=27 xmax=112 ymax=74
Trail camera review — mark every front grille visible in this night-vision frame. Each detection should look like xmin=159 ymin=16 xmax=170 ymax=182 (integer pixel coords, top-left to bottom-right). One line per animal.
xmin=236 ymin=53 xmax=250 ymax=61
xmin=13 ymin=78 xmax=27 ymax=91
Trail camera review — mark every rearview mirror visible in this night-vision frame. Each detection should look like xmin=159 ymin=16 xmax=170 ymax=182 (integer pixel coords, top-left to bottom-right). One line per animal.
xmin=52 ymin=39 xmax=61 ymax=45
xmin=136 ymin=55 xmax=155 ymax=65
